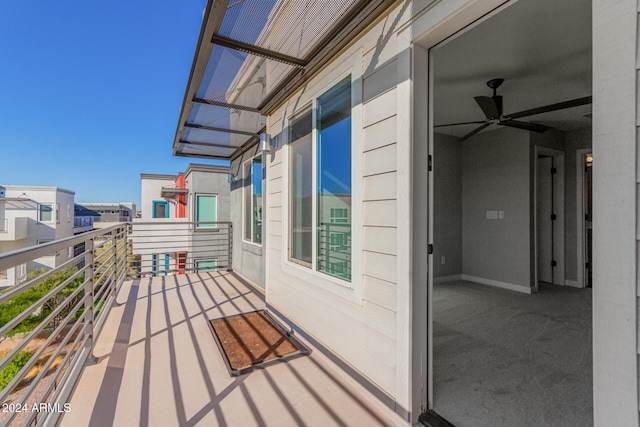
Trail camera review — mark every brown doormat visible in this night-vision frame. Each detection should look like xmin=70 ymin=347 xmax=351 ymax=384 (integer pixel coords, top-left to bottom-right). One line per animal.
xmin=208 ymin=310 xmax=309 ymax=376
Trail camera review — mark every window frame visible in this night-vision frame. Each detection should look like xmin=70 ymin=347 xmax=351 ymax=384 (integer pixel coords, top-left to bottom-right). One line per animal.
xmin=243 ymin=154 xmax=264 ymax=246
xmin=38 ymin=203 xmax=54 ymax=223
xmin=152 ymin=200 xmax=170 ymax=219
xmin=285 ymin=72 xmax=356 ymax=285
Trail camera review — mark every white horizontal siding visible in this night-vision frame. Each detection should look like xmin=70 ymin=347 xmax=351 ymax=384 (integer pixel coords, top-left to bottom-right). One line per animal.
xmin=363 ymin=251 xmax=397 ymax=284
xmin=363 ymin=200 xmax=397 ymax=227
xmin=363 ymin=226 xmax=397 ymax=255
xmin=363 ymin=144 xmax=397 ymax=177
xmin=363 ymin=115 xmax=397 ymax=152
xmin=364 ymin=172 xmax=397 ymax=201
xmin=258 ymin=0 xmax=441 ymax=412
xmin=364 ymin=87 xmax=397 ymax=127
xmin=363 ymin=275 xmax=397 ymax=311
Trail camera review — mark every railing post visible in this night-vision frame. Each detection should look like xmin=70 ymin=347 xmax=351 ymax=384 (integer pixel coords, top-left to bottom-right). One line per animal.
xmin=111 ymin=231 xmax=117 ymax=288
xmin=227 ymin=223 xmax=233 ymax=271
xmin=84 ymin=238 xmax=95 ymax=359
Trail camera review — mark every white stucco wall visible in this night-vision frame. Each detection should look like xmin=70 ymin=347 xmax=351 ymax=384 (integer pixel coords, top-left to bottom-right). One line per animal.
xmin=0 ymin=186 xmax=76 ymax=286
xmin=140 ymin=175 xmax=177 ymax=219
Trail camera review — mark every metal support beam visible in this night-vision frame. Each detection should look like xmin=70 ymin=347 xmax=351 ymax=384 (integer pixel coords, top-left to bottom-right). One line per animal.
xmin=172 ymin=0 xmax=231 ymax=157
xmin=193 ymin=97 xmax=261 ymax=113
xmin=179 ymin=139 xmax=242 ymax=151
xmin=211 ymin=34 xmax=307 ymax=68
xmin=184 ymin=122 xmax=257 ymax=136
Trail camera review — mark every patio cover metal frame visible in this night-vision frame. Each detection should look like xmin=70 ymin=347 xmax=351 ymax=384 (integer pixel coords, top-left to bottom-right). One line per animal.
xmin=173 ymin=0 xmax=398 ymax=161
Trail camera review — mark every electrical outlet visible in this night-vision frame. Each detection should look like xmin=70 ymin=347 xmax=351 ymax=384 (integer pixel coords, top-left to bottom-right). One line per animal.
xmin=441 ymin=256 xmax=446 ymax=265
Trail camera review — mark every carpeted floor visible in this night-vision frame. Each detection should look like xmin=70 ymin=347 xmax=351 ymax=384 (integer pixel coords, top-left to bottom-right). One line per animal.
xmin=432 ymin=280 xmax=592 ymax=427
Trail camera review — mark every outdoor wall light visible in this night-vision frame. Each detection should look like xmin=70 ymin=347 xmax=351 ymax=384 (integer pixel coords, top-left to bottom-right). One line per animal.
xmin=258 ymin=132 xmax=271 ymax=154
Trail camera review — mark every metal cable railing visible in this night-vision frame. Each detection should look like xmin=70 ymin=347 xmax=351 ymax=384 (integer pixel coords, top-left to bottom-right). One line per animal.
xmin=129 ymin=220 xmax=233 ymax=277
xmin=0 ymin=224 xmax=128 ymax=426
xmin=0 ymin=220 xmax=234 ymax=426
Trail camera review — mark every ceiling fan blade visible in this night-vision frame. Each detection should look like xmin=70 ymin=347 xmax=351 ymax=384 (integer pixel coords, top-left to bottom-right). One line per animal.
xmin=506 ymin=96 xmax=592 ymax=120
xmin=435 ymin=120 xmax=487 ymax=128
xmin=459 ymin=123 xmax=492 ymax=141
xmin=474 ymin=96 xmax=501 ymax=120
xmin=498 ymin=120 xmax=552 ymax=133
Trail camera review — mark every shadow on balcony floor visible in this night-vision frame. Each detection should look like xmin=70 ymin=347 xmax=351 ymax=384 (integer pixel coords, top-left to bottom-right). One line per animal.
xmin=60 ymin=271 xmax=393 ymax=427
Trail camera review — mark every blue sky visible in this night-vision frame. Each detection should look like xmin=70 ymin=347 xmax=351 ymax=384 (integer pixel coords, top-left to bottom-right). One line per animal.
xmin=0 ymin=0 xmax=224 ymax=207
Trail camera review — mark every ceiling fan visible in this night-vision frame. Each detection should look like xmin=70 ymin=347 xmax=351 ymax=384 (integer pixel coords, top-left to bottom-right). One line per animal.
xmin=435 ymin=78 xmax=592 ymax=141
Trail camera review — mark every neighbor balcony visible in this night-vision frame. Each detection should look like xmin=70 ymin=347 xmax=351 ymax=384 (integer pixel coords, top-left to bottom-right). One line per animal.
xmin=0 ymin=221 xmax=393 ymax=427
xmin=0 ymin=217 xmax=28 ymax=242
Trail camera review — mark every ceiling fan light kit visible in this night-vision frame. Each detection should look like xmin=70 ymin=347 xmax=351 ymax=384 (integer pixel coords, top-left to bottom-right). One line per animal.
xmin=435 ymin=78 xmax=592 ymax=141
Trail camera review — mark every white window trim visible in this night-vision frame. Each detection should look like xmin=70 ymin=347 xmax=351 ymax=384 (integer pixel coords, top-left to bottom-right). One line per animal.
xmin=243 ymin=154 xmax=263 ymax=247
xmin=280 ymin=50 xmax=363 ymax=304
xmin=193 ymin=193 xmax=219 ymax=229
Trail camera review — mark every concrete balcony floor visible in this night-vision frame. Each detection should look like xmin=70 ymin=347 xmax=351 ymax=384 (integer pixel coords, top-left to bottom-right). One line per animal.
xmin=61 ymin=272 xmax=394 ymax=427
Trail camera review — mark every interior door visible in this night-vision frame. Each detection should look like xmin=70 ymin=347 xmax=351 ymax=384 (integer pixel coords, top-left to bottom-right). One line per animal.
xmin=537 ymin=156 xmax=553 ymax=284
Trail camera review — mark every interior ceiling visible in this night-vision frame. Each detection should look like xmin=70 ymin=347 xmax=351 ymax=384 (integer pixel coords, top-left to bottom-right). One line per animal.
xmin=432 ymin=0 xmax=592 ymax=138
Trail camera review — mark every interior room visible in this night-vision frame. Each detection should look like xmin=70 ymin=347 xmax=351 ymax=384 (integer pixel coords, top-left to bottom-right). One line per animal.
xmin=428 ymin=0 xmax=593 ymax=425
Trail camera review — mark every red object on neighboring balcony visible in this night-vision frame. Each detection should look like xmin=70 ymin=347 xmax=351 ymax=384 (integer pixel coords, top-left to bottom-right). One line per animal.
xmin=176 ymin=174 xmax=186 ymax=218
xmin=177 ymin=252 xmax=186 ymax=275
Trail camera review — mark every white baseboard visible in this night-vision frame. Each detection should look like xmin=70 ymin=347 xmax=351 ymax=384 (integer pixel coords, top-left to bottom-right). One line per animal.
xmin=461 ymin=274 xmax=532 ymax=294
xmin=564 ymin=280 xmax=581 ymax=288
xmin=433 ymin=274 xmax=462 ymax=284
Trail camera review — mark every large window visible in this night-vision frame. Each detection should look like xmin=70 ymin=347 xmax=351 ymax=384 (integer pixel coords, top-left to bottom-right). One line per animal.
xmin=288 ymin=76 xmax=352 ymax=281
xmin=289 ymin=108 xmax=313 ymax=266
xmin=317 ymin=77 xmax=352 ymax=281
xmin=244 ymin=156 xmax=263 ymax=244
xmin=195 ymin=194 xmax=217 ymax=228
xmin=39 ymin=204 xmax=53 ymax=222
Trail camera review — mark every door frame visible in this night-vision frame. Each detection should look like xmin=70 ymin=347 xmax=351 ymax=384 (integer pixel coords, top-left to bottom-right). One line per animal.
xmin=402 ymin=0 xmax=514 ymax=419
xmin=533 ymin=146 xmax=566 ymax=290
xmin=576 ymin=148 xmax=591 ymax=288
xmin=404 ymin=0 xmax=639 ymax=423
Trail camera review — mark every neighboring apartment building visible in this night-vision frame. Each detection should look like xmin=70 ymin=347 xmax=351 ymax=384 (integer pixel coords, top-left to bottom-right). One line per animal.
xmin=74 ymin=202 xmax=136 ymax=227
xmin=134 ymin=164 xmax=230 ymax=276
xmin=0 ymin=185 xmax=78 ymax=287
xmin=168 ymin=0 xmax=640 ymax=425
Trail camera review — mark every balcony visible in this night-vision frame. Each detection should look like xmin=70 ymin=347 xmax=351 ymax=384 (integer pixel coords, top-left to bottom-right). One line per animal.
xmin=0 ymin=222 xmax=393 ymax=426
xmin=72 ymin=216 xmax=94 ymax=234
xmin=0 ymin=217 xmax=28 ymax=241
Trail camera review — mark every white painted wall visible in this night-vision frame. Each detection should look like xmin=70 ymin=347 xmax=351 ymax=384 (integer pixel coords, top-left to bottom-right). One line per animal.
xmin=261 ymin=1 xmax=440 ymax=423
xmin=592 ymin=0 xmax=639 ymax=424
xmin=461 ymin=127 xmax=531 ymax=290
xmin=140 ymin=175 xmax=176 ymax=219
xmin=0 ymin=186 xmax=76 ymax=286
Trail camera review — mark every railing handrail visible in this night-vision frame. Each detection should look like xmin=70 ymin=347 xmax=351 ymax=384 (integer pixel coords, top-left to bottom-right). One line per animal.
xmin=131 ymin=220 xmax=232 ymax=225
xmin=0 ymin=223 xmax=127 ymax=272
